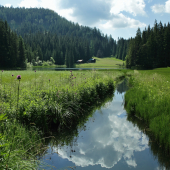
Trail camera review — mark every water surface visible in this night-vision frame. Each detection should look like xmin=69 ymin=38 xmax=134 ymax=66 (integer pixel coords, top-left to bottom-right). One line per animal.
xmin=39 ymin=80 xmax=165 ymax=170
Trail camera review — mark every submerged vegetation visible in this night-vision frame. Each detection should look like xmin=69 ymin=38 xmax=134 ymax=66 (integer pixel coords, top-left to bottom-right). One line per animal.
xmin=125 ymin=68 xmax=170 ymax=151
xmin=0 ymin=69 xmax=126 ymax=169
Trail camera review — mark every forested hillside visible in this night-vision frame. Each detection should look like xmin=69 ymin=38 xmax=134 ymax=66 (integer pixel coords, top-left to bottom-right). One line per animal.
xmin=126 ymin=20 xmax=170 ymax=69
xmin=1 ymin=6 xmax=168 ymax=69
xmin=0 ymin=6 xmax=129 ymax=68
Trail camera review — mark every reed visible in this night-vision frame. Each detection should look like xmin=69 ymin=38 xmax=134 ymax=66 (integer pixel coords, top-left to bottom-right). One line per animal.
xmin=0 ymin=114 xmax=44 ymax=170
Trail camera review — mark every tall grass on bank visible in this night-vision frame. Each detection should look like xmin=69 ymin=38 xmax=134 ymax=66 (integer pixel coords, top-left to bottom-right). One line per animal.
xmin=125 ymin=69 xmax=170 ymax=150
xmin=0 ymin=69 xmax=126 ymax=169
xmin=0 ymin=114 xmax=45 ymax=170
xmin=127 ymin=113 xmax=170 ymax=170
xmin=0 ymin=70 xmax=123 ymax=130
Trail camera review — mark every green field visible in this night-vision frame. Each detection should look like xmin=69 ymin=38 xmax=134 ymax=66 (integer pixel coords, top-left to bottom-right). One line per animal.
xmin=31 ymin=57 xmax=124 ymax=69
xmin=75 ymin=57 xmax=124 ymax=68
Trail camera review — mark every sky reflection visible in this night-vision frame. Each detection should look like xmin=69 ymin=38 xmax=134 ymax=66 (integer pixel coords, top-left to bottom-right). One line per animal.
xmin=52 ymin=92 xmax=151 ymax=169
xmin=40 ymin=86 xmax=163 ymax=170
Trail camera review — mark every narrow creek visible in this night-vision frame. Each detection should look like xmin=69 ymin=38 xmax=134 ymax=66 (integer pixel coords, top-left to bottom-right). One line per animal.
xmin=38 ymin=79 xmax=166 ymax=170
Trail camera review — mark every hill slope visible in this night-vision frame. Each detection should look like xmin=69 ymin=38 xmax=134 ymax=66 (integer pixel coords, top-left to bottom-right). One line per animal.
xmin=0 ymin=6 xmax=129 ymax=68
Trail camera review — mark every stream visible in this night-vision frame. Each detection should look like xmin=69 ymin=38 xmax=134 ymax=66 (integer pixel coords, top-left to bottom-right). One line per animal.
xmin=38 ymin=79 xmax=167 ymax=170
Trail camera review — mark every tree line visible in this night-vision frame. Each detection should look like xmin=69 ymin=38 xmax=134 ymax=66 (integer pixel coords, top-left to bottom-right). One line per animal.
xmin=0 ymin=19 xmax=26 ymax=68
xmin=126 ymin=20 xmax=170 ymax=69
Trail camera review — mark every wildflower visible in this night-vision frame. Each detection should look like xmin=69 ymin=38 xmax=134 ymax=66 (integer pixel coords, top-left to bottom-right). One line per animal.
xmin=17 ymin=75 xmax=21 ymax=80
xmin=70 ymin=70 xmax=72 ymax=72
xmin=2 ymin=70 xmax=3 ymax=72
xmin=12 ymin=74 xmax=14 ymax=76
xmin=74 ymin=77 xmax=76 ymax=78
xmin=49 ymin=79 xmax=50 ymax=82
xmin=34 ymin=70 xmax=36 ymax=72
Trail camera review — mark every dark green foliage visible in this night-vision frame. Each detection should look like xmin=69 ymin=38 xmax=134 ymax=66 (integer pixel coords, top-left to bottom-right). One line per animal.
xmin=0 ymin=6 xmax=121 ymax=68
xmin=126 ymin=20 xmax=170 ymax=69
xmin=0 ymin=19 xmax=26 ymax=68
xmin=115 ymin=37 xmax=130 ymax=61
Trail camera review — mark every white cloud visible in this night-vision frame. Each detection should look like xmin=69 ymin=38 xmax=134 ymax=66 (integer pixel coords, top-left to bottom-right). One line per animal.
xmin=165 ymin=0 xmax=170 ymax=13
xmin=151 ymin=4 xmax=165 ymax=13
xmin=4 ymin=4 xmax=12 ymax=7
xmin=100 ymin=13 xmax=146 ymax=29
xmin=110 ymin=0 xmax=146 ymax=16
xmin=151 ymin=0 xmax=170 ymax=13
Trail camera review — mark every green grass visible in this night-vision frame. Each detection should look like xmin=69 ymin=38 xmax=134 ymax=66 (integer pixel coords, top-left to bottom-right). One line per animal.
xmin=75 ymin=57 xmax=124 ymax=68
xmin=0 ymin=69 xmax=127 ymax=169
xmin=0 ymin=116 xmax=44 ymax=170
xmin=125 ymin=67 xmax=170 ymax=150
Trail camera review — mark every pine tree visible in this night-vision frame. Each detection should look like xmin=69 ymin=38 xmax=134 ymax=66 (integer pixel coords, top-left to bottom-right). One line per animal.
xmin=18 ymin=36 xmax=26 ymax=68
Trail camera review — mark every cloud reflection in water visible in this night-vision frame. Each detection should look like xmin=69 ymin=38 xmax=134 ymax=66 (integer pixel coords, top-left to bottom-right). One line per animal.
xmin=54 ymin=92 xmax=149 ymax=169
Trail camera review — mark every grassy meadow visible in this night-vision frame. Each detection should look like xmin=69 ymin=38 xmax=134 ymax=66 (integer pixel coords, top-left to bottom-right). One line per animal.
xmin=31 ymin=57 xmax=124 ymax=69
xmin=0 ymin=69 xmax=127 ymax=169
xmin=125 ymin=67 xmax=170 ymax=151
xmin=75 ymin=57 xmax=124 ymax=68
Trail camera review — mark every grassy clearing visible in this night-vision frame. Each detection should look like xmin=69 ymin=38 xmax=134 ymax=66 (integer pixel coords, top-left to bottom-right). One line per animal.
xmin=75 ymin=57 xmax=124 ymax=68
xmin=125 ymin=67 xmax=170 ymax=150
xmin=0 ymin=69 xmax=126 ymax=169
xmin=31 ymin=57 xmax=124 ymax=69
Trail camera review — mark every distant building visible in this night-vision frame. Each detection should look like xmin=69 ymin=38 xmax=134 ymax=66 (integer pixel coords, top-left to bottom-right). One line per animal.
xmin=76 ymin=59 xmax=84 ymax=63
xmin=87 ymin=58 xmax=96 ymax=63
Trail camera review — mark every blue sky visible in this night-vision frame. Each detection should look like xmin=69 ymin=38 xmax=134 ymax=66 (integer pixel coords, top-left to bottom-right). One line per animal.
xmin=0 ymin=0 xmax=170 ymax=40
